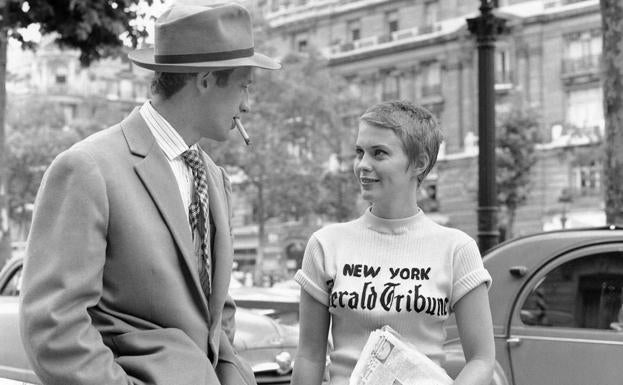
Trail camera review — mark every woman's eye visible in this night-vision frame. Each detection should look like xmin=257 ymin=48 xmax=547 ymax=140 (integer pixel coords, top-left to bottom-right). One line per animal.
xmin=374 ymin=149 xmax=387 ymax=157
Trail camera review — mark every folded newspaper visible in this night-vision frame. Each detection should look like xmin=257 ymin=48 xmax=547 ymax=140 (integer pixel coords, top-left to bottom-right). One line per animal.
xmin=349 ymin=325 xmax=453 ymax=385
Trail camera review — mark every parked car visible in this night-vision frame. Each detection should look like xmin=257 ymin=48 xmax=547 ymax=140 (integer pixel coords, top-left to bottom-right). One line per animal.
xmin=3 ymin=226 xmax=623 ymax=385
xmin=0 ymin=257 xmax=298 ymax=385
xmin=442 ymin=226 xmax=623 ymax=385
xmin=229 ymin=277 xmax=299 ymax=323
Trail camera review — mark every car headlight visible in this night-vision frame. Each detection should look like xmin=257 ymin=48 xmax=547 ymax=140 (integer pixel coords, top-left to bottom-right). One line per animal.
xmin=274 ymin=351 xmax=293 ymax=375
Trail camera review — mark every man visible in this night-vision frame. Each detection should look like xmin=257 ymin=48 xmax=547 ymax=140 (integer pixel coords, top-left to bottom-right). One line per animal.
xmin=19 ymin=3 xmax=280 ymax=385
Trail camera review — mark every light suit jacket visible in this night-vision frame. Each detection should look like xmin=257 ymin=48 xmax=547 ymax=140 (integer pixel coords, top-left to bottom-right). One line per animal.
xmin=19 ymin=109 xmax=255 ymax=385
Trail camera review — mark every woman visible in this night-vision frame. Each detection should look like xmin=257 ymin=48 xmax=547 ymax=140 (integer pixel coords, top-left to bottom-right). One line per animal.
xmin=291 ymin=100 xmax=495 ymax=385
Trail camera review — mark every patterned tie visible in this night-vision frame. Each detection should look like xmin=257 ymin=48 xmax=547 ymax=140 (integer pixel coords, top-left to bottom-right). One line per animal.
xmin=181 ymin=148 xmax=211 ymax=294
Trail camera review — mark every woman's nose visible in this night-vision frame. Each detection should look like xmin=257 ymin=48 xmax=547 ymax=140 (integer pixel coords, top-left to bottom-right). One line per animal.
xmin=355 ymin=154 xmax=372 ymax=172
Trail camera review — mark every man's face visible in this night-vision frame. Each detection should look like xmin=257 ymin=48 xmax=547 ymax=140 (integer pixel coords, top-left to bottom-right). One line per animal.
xmin=198 ymin=67 xmax=254 ymax=142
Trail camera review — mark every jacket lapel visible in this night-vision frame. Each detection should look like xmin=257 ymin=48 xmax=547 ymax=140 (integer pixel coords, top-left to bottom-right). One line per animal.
xmin=200 ymin=151 xmax=233 ymax=318
xmin=120 ymin=108 xmax=210 ymax=317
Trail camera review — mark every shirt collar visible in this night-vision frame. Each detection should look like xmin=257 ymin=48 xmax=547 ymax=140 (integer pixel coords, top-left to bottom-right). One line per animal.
xmin=362 ymin=206 xmax=423 ymax=235
xmin=139 ymin=101 xmax=190 ymax=160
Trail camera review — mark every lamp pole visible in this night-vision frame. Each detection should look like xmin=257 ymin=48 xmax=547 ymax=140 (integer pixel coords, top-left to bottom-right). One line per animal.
xmin=467 ymin=0 xmax=507 ymax=253
xmin=0 ymin=0 xmax=10 ymax=266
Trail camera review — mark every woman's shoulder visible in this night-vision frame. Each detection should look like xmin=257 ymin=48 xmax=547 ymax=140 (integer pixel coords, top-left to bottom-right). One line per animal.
xmin=423 ymin=216 xmax=476 ymax=247
xmin=312 ymin=217 xmax=363 ymax=242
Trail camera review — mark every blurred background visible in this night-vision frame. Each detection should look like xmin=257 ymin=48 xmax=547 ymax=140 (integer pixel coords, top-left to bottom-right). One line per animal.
xmin=0 ymin=0 xmax=621 ymax=287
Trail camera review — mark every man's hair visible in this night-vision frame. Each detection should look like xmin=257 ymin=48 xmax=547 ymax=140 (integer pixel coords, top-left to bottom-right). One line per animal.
xmin=359 ymin=100 xmax=444 ymax=186
xmin=150 ymin=69 xmax=235 ymax=99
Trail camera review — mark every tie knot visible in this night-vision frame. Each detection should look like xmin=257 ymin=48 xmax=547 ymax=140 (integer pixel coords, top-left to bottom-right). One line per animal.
xmin=181 ymin=148 xmax=203 ymax=172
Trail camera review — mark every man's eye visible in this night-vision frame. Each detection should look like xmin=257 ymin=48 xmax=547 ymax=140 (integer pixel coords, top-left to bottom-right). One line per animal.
xmin=355 ymin=149 xmax=363 ymax=158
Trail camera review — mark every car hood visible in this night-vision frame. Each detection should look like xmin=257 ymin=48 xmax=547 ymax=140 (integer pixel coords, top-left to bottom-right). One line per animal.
xmin=233 ymin=307 xmax=298 ymax=350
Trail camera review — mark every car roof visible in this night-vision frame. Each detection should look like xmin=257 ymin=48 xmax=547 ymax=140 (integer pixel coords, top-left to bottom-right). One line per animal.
xmin=482 ymin=226 xmax=623 ymax=331
xmin=483 ymin=226 xmax=623 ymax=269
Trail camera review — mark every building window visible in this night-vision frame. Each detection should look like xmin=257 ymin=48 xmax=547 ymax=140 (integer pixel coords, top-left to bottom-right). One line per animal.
xmin=297 ymin=39 xmax=308 ymax=52
xmin=386 ymin=10 xmax=399 ymax=37
xmin=293 ymin=32 xmax=309 ymax=52
xmin=424 ymin=1 xmax=439 ymax=28
xmin=495 ymin=49 xmax=512 ymax=84
xmin=421 ymin=61 xmax=441 ymax=97
xmin=55 ymin=74 xmax=66 ymax=84
xmin=566 ymin=87 xmax=603 ymax=135
xmin=423 ymin=102 xmax=443 ymax=120
xmin=347 ymin=19 xmax=361 ymax=42
xmin=270 ymin=0 xmax=280 ymax=12
xmin=381 ymin=71 xmax=399 ymax=100
xmin=572 ymin=162 xmax=601 ymax=196
xmin=562 ymin=30 xmax=602 ymax=75
xmin=360 ymin=79 xmax=377 ymax=104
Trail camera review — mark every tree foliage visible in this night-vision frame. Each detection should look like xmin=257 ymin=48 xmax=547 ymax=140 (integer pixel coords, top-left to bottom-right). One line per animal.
xmin=204 ymin=50 xmax=365 ymax=281
xmin=6 ymin=99 xmax=80 ymax=237
xmin=8 ymin=0 xmax=155 ymax=65
xmin=208 ymin=50 xmax=365 ymax=225
xmin=496 ymin=109 xmax=540 ymax=239
xmin=601 ymin=0 xmax=623 ymax=225
xmin=0 ymin=0 xmax=160 ymax=263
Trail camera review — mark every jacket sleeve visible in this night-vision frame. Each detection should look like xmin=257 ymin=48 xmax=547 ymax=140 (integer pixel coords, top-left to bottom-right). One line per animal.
xmin=19 ymin=148 xmax=133 ymax=385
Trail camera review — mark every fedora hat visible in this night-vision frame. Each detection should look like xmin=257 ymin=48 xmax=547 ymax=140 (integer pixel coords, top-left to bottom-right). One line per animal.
xmin=128 ymin=3 xmax=281 ymax=72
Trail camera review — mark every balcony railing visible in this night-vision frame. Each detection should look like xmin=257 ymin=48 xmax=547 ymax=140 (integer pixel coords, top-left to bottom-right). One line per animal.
xmin=562 ymin=54 xmax=601 ymax=75
xmin=354 ymin=36 xmax=378 ymax=49
xmin=391 ymin=27 xmax=419 ymax=41
xmin=544 ymin=0 xmax=590 ymax=8
xmin=329 ymin=23 xmax=443 ymax=55
xmin=266 ymin=0 xmax=395 ymax=28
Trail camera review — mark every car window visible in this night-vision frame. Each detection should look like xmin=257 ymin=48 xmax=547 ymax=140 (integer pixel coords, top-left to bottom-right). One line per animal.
xmin=520 ymin=251 xmax=623 ymax=330
xmin=0 ymin=265 xmax=22 ymax=297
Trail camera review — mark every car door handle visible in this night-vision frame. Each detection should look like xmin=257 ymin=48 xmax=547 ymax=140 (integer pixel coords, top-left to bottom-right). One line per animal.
xmin=507 ymin=337 xmax=522 ymax=347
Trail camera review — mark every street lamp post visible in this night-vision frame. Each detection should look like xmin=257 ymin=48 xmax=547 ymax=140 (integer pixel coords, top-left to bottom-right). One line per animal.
xmin=0 ymin=0 xmax=10 ymax=266
xmin=467 ymin=0 xmax=507 ymax=253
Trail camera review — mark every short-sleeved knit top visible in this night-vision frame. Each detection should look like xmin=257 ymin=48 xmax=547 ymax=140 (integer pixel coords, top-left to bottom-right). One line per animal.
xmin=295 ymin=208 xmax=492 ymax=385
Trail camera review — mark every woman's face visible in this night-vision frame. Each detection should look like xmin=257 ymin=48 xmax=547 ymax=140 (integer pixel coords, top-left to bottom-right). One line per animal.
xmin=353 ymin=121 xmax=419 ymax=218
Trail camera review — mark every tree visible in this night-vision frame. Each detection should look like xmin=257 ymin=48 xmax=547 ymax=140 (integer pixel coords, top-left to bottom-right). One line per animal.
xmin=601 ymin=0 xmax=623 ymax=225
xmin=7 ymin=120 xmax=80 ymax=239
xmin=206 ymin=50 xmax=365 ymax=282
xmin=496 ymin=109 xmax=540 ymax=240
xmin=0 ymin=0 xmax=157 ymax=264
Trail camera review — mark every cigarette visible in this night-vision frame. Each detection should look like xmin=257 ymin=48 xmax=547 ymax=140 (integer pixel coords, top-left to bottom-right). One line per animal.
xmin=233 ymin=117 xmax=250 ymax=146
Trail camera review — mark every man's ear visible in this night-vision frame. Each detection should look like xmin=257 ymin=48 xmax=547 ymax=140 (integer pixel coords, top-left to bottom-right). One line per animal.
xmin=196 ymin=71 xmax=213 ymax=92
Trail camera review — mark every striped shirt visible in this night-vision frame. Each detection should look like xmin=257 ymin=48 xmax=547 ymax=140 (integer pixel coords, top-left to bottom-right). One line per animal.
xmin=139 ymin=101 xmax=197 ymax=222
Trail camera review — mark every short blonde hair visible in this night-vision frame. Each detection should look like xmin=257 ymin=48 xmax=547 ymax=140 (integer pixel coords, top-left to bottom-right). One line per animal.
xmin=360 ymin=100 xmax=444 ymax=185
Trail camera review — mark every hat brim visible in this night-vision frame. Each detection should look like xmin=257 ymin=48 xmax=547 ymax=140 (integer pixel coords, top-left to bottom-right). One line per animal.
xmin=128 ymin=48 xmax=281 ymax=72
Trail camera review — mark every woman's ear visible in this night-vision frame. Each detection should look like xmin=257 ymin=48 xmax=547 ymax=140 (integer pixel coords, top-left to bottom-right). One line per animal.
xmin=412 ymin=153 xmax=430 ymax=178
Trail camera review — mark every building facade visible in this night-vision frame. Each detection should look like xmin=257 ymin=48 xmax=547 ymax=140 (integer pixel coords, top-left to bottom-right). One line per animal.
xmin=8 ymin=37 xmax=151 ymax=126
xmin=258 ymin=0 xmax=605 ymax=239
xmin=7 ymin=37 xmax=152 ymax=241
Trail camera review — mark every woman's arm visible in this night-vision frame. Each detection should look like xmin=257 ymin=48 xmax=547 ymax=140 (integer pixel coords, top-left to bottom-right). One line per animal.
xmin=291 ymin=290 xmax=331 ymax=385
xmin=452 ymin=283 xmax=495 ymax=385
